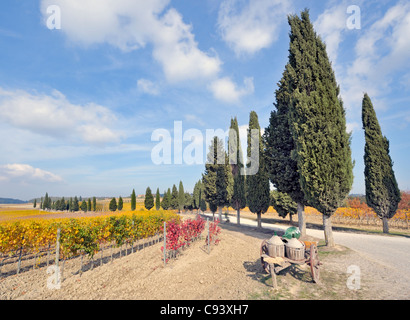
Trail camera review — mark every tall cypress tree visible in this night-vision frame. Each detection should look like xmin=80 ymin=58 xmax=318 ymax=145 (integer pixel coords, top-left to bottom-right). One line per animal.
xmin=203 ymin=136 xmax=231 ymax=219
xmin=131 ymin=189 xmax=136 ymax=211
xmin=92 ymin=197 xmax=97 ymax=211
xmin=161 ymin=188 xmax=171 ymax=210
xmin=155 ymin=188 xmax=161 ymax=210
xmin=118 ymin=196 xmax=123 ymax=211
xmin=43 ymin=192 xmax=50 ymax=210
xmin=144 ymin=187 xmax=154 ymax=210
xmin=216 ymin=150 xmax=233 ymax=221
xmin=178 ymin=181 xmax=185 ymax=213
xmin=73 ymin=196 xmax=79 ymax=212
xmin=193 ymin=181 xmax=200 ymax=212
xmin=246 ymin=111 xmax=270 ymax=229
xmin=264 ymin=63 xmax=307 ymax=236
xmin=229 ymin=117 xmax=246 ymax=225
xmin=171 ymin=184 xmax=179 ymax=210
xmin=362 ymin=93 xmax=401 ymax=233
xmin=287 ymin=10 xmax=354 ymax=246
xmin=203 ymin=137 xmax=220 ymax=218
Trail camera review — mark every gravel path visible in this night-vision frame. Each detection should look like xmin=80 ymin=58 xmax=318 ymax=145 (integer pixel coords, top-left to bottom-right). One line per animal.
xmin=204 ymin=212 xmax=410 ymax=300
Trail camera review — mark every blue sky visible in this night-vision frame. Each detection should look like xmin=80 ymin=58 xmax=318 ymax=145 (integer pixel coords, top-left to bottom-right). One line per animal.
xmin=0 ymin=0 xmax=409 ymax=200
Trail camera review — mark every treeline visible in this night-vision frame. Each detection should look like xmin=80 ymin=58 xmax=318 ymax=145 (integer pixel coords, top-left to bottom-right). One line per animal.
xmin=36 ymin=192 xmax=98 ymax=212
xmin=142 ymin=181 xmax=207 ymax=213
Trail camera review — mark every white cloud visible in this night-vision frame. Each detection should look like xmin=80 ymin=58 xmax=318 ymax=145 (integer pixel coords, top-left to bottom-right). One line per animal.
xmin=209 ymin=77 xmax=254 ymax=103
xmin=311 ymin=1 xmax=410 ymax=127
xmin=0 ymin=87 xmax=122 ymax=146
xmin=341 ymin=1 xmax=410 ymax=113
xmin=0 ymin=164 xmax=63 ymax=183
xmin=137 ymin=79 xmax=160 ymax=95
xmin=40 ymin=0 xmax=221 ymax=83
xmin=151 ymin=8 xmax=221 ymax=82
xmin=314 ymin=2 xmax=349 ymax=63
xmin=217 ymin=0 xmax=291 ymax=55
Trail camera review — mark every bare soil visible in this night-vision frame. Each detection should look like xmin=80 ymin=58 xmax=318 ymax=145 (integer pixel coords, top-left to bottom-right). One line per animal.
xmin=1 ymin=213 xmax=409 ymax=300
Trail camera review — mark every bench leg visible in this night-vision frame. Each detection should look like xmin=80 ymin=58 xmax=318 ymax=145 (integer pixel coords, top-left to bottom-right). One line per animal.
xmin=270 ymin=264 xmax=277 ymax=289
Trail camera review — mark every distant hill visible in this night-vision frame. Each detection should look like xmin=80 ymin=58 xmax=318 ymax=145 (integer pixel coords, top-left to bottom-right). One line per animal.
xmin=0 ymin=198 xmax=27 ymax=204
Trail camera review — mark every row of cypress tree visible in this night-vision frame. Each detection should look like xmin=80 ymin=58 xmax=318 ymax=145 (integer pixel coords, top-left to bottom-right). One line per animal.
xmin=202 ymin=111 xmax=270 ymax=229
xmin=37 ymin=192 xmax=98 ymax=212
xmin=142 ymin=181 xmax=207 ymax=212
xmin=202 ymin=9 xmax=400 ymax=245
xmin=267 ymin=10 xmax=400 ymax=240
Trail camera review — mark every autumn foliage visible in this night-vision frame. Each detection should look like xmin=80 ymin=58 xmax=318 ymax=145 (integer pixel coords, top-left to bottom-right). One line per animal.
xmin=0 ymin=210 xmax=178 ymax=259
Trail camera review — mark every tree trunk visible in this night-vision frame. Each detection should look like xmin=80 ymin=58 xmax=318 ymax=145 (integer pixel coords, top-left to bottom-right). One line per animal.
xmin=218 ymin=206 xmax=222 ymax=222
xmin=382 ymin=217 xmax=389 ymax=234
xmin=323 ymin=214 xmax=335 ymax=247
xmin=297 ymin=202 xmax=306 ymax=237
xmin=257 ymin=212 xmax=262 ymax=229
xmin=237 ymin=208 xmax=240 ymax=225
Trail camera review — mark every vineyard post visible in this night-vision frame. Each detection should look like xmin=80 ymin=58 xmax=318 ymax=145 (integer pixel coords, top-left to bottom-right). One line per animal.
xmin=207 ymin=218 xmax=210 ymax=254
xmin=17 ymin=236 xmax=24 ymax=274
xmin=131 ymin=220 xmax=134 ymax=254
xmin=163 ymin=221 xmax=166 ymax=267
xmin=55 ymin=228 xmax=61 ymax=286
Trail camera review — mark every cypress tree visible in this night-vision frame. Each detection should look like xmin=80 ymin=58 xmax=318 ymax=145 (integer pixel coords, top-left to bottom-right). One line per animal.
xmin=286 ymin=10 xmax=354 ymax=246
xmin=184 ymin=192 xmax=193 ymax=211
xmin=178 ymin=181 xmax=185 ymax=213
xmin=144 ymin=187 xmax=154 ymax=210
xmin=92 ymin=197 xmax=97 ymax=211
xmin=264 ymin=63 xmax=307 ymax=236
xmin=271 ymin=190 xmax=297 ymax=222
xmin=193 ymin=181 xmax=200 ymax=212
xmin=44 ymin=192 xmax=50 ymax=210
xmin=87 ymin=198 xmax=91 ymax=211
xmin=155 ymin=188 xmax=161 ymax=210
xmin=131 ymin=189 xmax=136 ymax=211
xmin=73 ymin=196 xmax=79 ymax=212
xmin=246 ymin=111 xmax=270 ymax=229
xmin=362 ymin=93 xmax=401 ymax=233
xmin=33 ymin=199 xmax=37 ymax=208
xmin=161 ymin=188 xmax=171 ymax=210
xmin=81 ymin=200 xmax=87 ymax=212
xmin=109 ymin=197 xmax=117 ymax=212
xmin=215 ymin=149 xmax=233 ymax=221
xmin=193 ymin=180 xmax=205 ymax=213
xmin=229 ymin=117 xmax=246 ymax=225
xmin=202 ymin=137 xmax=224 ymax=219
xmin=118 ymin=196 xmax=123 ymax=211
xmin=171 ymin=184 xmax=179 ymax=210
xmin=59 ymin=197 xmax=65 ymax=211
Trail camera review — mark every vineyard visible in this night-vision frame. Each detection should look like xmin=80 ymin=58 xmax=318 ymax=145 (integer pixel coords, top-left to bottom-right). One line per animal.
xmin=0 ymin=210 xmax=177 ymax=277
xmin=0 ymin=207 xmax=222 ymax=282
xmin=234 ymin=197 xmax=410 ymax=230
xmin=303 ymin=198 xmax=410 ymax=230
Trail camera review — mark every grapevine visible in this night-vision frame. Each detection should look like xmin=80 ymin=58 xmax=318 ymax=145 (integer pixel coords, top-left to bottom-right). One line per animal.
xmin=0 ymin=211 xmax=178 ymax=260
